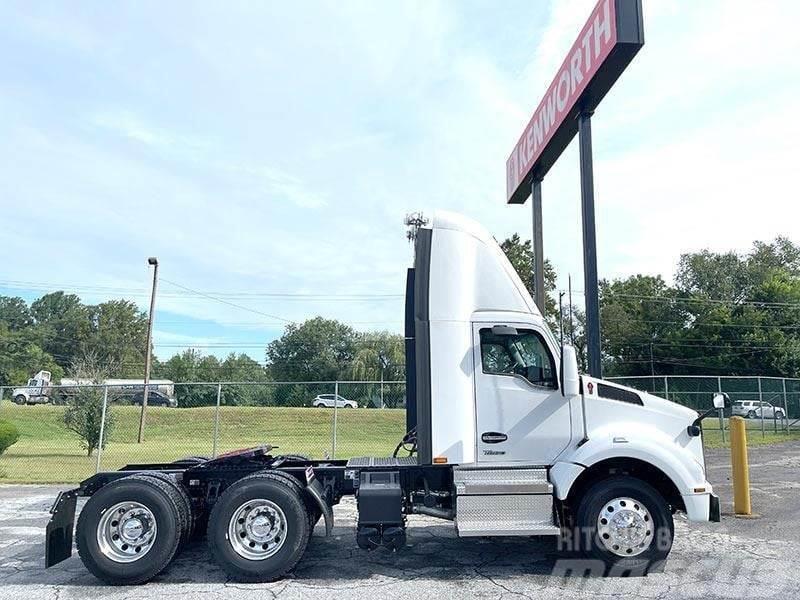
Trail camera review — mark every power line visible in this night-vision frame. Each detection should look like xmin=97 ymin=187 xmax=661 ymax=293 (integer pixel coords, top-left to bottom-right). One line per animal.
xmin=159 ymin=278 xmax=294 ymax=324
xmin=603 ymin=318 xmax=800 ymax=330
xmin=563 ymin=289 xmax=800 ymax=309
xmin=0 ymin=279 xmax=403 ymax=300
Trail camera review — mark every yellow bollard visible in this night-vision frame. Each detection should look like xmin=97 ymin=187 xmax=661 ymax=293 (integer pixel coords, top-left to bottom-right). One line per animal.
xmin=730 ymin=416 xmax=751 ymax=515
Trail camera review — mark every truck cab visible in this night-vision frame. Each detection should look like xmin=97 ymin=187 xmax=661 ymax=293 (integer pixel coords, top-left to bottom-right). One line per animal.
xmin=12 ymin=370 xmax=52 ymax=404
xmin=405 ymin=210 xmax=718 ymax=546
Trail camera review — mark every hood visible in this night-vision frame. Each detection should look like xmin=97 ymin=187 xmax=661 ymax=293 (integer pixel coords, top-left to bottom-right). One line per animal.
xmin=580 ymin=375 xmax=706 ymax=472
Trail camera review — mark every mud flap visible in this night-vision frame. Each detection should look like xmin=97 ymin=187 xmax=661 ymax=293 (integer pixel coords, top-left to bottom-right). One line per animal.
xmin=305 ymin=472 xmax=334 ymax=536
xmin=45 ymin=490 xmax=78 ymax=568
xmin=709 ymin=493 xmax=721 ymax=523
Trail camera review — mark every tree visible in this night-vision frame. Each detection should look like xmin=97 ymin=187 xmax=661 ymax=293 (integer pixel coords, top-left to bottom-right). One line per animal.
xmin=62 ymin=357 xmax=114 ymax=456
xmin=0 ymin=324 xmax=63 ymax=387
xmin=500 ymin=234 xmax=558 ymax=325
xmin=155 ymin=349 xmax=219 ymax=407
xmin=266 ymin=317 xmax=357 ymax=382
xmin=0 ymin=297 xmax=33 ymax=331
xmin=349 ymin=331 xmax=405 ymax=381
xmin=600 ymin=275 xmax=689 ymax=376
xmin=86 ymin=300 xmax=148 ymax=377
xmin=30 ymin=292 xmax=92 ymax=370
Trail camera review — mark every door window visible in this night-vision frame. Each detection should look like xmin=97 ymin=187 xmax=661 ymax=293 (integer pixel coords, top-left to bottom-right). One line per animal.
xmin=479 ymin=328 xmax=557 ymax=389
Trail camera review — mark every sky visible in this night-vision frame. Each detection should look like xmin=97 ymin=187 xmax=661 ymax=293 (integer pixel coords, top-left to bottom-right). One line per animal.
xmin=1 ymin=0 xmax=799 ymax=363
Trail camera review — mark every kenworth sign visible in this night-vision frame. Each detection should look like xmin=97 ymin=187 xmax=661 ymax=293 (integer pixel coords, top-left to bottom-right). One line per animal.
xmin=506 ymin=0 xmax=644 ymax=204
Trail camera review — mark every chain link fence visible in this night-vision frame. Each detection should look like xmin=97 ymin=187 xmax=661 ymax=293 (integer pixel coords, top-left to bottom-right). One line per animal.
xmin=1 ymin=375 xmax=798 ymax=483
xmin=608 ymin=375 xmax=800 ymax=440
xmin=0 ymin=381 xmax=406 ymax=483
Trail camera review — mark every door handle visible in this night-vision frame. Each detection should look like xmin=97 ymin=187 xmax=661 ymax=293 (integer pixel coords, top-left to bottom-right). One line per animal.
xmin=481 ymin=432 xmax=508 ymax=444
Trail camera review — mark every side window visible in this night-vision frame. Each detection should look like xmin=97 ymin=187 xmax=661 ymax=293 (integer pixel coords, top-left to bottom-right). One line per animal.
xmin=479 ymin=328 xmax=557 ymax=389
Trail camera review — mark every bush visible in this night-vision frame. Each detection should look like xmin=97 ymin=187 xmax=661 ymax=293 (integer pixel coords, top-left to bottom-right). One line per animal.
xmin=63 ymin=388 xmax=114 ymax=456
xmin=0 ymin=420 xmax=20 ymax=455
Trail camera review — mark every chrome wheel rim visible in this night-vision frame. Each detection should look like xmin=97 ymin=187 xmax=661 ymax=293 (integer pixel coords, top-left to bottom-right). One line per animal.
xmin=228 ymin=499 xmax=287 ymax=560
xmin=96 ymin=501 xmax=158 ymax=563
xmin=597 ymin=496 xmax=653 ymax=557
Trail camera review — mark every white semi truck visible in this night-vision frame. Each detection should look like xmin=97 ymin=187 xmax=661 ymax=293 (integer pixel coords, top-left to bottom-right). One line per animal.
xmin=45 ymin=212 xmax=722 ymax=584
xmin=11 ymin=373 xmax=176 ymax=406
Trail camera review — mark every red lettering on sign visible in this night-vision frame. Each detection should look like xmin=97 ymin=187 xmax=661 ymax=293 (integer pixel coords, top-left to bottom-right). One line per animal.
xmin=506 ymin=0 xmax=617 ymax=202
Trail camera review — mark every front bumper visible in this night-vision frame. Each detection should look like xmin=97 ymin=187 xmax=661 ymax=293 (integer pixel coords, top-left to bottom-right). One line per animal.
xmin=682 ymin=490 xmax=721 ymax=522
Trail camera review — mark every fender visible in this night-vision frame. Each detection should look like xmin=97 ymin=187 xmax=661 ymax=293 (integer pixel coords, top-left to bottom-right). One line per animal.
xmin=550 ymin=422 xmax=707 ymax=501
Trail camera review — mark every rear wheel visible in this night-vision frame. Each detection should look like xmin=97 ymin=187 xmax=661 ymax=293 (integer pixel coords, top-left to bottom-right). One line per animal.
xmin=747 ymin=410 xmax=757 ymax=419
xmin=76 ymin=475 xmax=184 ymax=585
xmin=208 ymin=472 xmax=310 ymax=582
xmin=573 ymin=476 xmax=673 ymax=575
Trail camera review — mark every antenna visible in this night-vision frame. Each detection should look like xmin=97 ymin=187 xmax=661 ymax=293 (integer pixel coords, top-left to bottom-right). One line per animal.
xmin=404 ymin=212 xmax=428 ymax=243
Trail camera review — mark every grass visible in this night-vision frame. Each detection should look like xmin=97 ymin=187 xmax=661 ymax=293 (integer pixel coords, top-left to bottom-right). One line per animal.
xmin=0 ymin=401 xmax=405 ymax=483
xmin=0 ymin=401 xmax=797 ymax=483
xmin=700 ymin=415 xmax=800 ymax=448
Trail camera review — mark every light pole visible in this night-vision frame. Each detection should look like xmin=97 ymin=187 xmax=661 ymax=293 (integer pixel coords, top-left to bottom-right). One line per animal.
xmin=137 ymin=257 xmax=159 ymax=443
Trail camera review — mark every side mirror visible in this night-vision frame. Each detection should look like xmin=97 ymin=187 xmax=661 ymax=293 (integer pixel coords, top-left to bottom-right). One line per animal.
xmin=712 ymin=392 xmax=730 ymax=409
xmin=561 ymin=345 xmax=580 ymax=397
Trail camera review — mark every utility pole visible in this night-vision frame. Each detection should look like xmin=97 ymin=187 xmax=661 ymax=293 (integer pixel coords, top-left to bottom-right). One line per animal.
xmin=650 ymin=342 xmax=655 ymax=376
xmin=137 ymin=257 xmax=159 ymax=444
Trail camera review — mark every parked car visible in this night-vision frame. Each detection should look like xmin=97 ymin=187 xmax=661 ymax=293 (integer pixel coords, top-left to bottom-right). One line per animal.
xmin=131 ymin=390 xmax=178 ymax=408
xmin=732 ymin=400 xmax=785 ymax=419
xmin=311 ymin=394 xmax=357 ymax=409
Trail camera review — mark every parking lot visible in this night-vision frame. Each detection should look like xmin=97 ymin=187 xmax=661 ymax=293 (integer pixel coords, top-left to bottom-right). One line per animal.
xmin=1 ymin=442 xmax=800 ymax=600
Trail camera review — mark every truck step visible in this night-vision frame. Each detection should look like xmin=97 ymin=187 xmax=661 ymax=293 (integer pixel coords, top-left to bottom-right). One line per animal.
xmin=455 ymin=494 xmax=560 ymax=537
xmin=453 ymin=466 xmax=551 ymax=495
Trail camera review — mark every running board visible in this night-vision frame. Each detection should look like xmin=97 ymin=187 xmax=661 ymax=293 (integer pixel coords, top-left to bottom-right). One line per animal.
xmin=453 ymin=466 xmax=560 ymax=537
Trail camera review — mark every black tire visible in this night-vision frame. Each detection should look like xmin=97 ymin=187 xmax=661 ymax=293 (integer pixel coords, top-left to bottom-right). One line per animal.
xmin=14 ymin=395 xmax=26 ymax=405
xmin=76 ymin=474 xmax=183 ymax=585
xmin=208 ymin=472 xmax=311 ymax=582
xmin=138 ymin=472 xmax=195 ymax=544
xmin=747 ymin=410 xmax=757 ymax=419
xmin=259 ymin=469 xmax=321 ymax=532
xmin=573 ymin=476 xmax=673 ymax=576
xmin=776 ymin=410 xmax=785 ymax=419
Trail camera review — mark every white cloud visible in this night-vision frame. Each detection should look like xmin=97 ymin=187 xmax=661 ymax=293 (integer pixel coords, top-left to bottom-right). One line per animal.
xmin=0 ymin=0 xmax=798 ymax=361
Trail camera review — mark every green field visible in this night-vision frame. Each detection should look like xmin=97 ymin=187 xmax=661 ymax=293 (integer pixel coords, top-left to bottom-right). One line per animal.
xmin=0 ymin=401 xmax=797 ymax=483
xmin=0 ymin=401 xmax=406 ymax=483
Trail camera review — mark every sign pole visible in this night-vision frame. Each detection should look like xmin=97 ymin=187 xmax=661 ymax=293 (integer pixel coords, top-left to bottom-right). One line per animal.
xmin=531 ymin=178 xmax=545 ymax=315
xmin=578 ymin=111 xmax=602 ymax=377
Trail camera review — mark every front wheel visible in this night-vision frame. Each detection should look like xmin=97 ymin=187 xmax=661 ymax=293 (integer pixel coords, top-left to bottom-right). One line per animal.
xmin=775 ymin=410 xmax=785 ymax=419
xmin=573 ymin=476 xmax=673 ymax=575
xmin=747 ymin=410 xmax=757 ymax=419
xmin=14 ymin=395 xmax=26 ymax=405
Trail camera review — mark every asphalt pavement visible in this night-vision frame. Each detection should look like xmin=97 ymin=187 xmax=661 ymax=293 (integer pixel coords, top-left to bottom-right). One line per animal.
xmin=2 ymin=442 xmax=800 ymax=599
